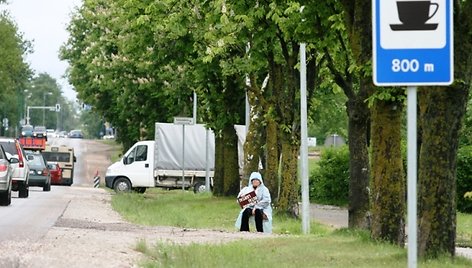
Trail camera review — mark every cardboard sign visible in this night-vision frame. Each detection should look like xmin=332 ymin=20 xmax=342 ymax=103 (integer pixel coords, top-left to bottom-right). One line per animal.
xmin=237 ymin=191 xmax=257 ymax=208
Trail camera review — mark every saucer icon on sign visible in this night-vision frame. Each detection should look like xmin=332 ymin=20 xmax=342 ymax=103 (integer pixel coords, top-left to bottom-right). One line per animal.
xmin=390 ymin=1 xmax=439 ymax=31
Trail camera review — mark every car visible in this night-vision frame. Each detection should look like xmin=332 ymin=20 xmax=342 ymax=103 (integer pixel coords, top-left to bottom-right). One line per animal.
xmin=47 ymin=162 xmax=63 ymax=185
xmin=102 ymin=134 xmax=115 ymax=140
xmin=0 ymin=145 xmax=16 ymax=206
xmin=33 ymin=126 xmax=47 ymax=138
xmin=20 ymin=124 xmax=34 ymax=137
xmin=58 ymin=131 xmax=68 ymax=138
xmin=0 ymin=138 xmax=30 ymax=198
xmin=46 ymin=129 xmax=55 ymax=138
xmin=25 ymin=152 xmax=51 ymax=191
xmin=68 ymin=130 xmax=83 ymax=139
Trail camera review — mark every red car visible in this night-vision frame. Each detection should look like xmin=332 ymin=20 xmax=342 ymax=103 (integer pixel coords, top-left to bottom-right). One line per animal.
xmin=48 ymin=163 xmax=63 ymax=185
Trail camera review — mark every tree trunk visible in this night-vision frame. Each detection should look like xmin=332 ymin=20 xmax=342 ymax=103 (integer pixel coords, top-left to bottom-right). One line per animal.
xmin=278 ymin=133 xmax=300 ymax=216
xmin=338 ymin=0 xmax=373 ymax=229
xmin=264 ymin=116 xmax=279 ymax=200
xmin=370 ymin=99 xmax=405 ymax=245
xmin=417 ymin=87 xmax=467 ymax=257
xmin=213 ymin=135 xmax=225 ymax=196
xmin=243 ymin=119 xmax=264 ymax=186
xmin=347 ymin=96 xmax=371 ymax=229
xmin=222 ymin=125 xmax=240 ymax=196
xmin=415 ymin=1 xmax=472 ymax=257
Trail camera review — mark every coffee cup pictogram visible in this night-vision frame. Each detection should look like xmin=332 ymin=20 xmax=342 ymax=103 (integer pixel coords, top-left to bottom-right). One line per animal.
xmin=390 ymin=1 xmax=439 ymax=31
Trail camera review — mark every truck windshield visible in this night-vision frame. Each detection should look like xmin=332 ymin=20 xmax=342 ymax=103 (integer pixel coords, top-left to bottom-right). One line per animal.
xmin=42 ymin=152 xmax=71 ymax=162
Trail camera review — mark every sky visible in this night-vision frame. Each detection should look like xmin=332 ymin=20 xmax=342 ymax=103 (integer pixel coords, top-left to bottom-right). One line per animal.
xmin=1 ymin=0 xmax=82 ymax=101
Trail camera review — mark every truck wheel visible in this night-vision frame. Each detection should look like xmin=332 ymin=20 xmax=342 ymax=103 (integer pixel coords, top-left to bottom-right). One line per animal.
xmin=43 ymin=181 xmax=51 ymax=192
xmin=193 ymin=182 xmax=207 ymax=193
xmin=114 ymin=178 xmax=131 ymax=193
xmin=18 ymin=181 xmax=29 ymax=198
xmin=0 ymin=181 xmax=12 ymax=206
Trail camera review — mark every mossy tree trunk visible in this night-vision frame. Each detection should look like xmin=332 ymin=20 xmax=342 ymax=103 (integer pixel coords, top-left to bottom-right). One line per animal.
xmin=264 ymin=116 xmax=279 ymax=200
xmin=267 ymin=44 xmax=301 ymax=214
xmin=278 ymin=134 xmax=300 ymax=216
xmin=417 ymin=87 xmax=466 ymax=257
xmin=244 ymin=72 xmax=278 ymax=198
xmin=346 ymin=95 xmax=371 ymax=229
xmin=416 ymin=1 xmax=472 ymax=257
xmin=213 ymin=135 xmax=225 ymax=196
xmin=338 ymin=0 xmax=373 ymax=229
xmin=222 ymin=124 xmax=240 ymax=196
xmin=243 ymin=95 xmax=265 ymax=186
xmin=370 ymin=99 xmax=405 ymax=245
xmin=207 ymin=72 xmax=245 ymax=197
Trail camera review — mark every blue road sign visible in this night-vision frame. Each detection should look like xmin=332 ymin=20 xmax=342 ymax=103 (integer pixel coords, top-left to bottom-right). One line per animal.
xmin=373 ymin=0 xmax=453 ymax=86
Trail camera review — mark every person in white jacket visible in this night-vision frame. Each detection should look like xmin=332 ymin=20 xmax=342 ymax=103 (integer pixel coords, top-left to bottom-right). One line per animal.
xmin=235 ymin=172 xmax=272 ymax=233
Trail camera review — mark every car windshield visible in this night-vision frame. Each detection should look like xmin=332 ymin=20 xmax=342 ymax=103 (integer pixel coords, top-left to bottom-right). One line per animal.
xmin=22 ymin=125 xmax=33 ymax=132
xmin=34 ymin=126 xmax=46 ymax=132
xmin=27 ymin=154 xmax=46 ymax=169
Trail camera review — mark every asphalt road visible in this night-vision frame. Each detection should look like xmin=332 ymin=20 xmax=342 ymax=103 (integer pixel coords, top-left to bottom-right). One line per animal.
xmin=0 ymin=137 xmax=109 ymax=243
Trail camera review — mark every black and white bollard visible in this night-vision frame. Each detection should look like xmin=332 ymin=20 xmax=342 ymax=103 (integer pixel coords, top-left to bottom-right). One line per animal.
xmin=93 ymin=175 xmax=100 ymax=188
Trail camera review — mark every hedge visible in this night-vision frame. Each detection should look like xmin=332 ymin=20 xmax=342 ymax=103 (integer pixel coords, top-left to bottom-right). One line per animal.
xmin=309 ymin=146 xmax=349 ymax=206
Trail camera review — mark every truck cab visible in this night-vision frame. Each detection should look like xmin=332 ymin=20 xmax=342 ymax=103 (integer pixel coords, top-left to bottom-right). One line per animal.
xmin=105 ymin=140 xmax=154 ymax=192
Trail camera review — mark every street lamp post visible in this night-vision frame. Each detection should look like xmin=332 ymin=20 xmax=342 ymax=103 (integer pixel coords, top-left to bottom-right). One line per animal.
xmin=43 ymin=92 xmax=53 ymax=126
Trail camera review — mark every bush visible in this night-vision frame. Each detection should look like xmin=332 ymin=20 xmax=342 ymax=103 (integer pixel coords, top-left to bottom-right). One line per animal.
xmin=457 ymin=146 xmax=472 ymax=213
xmin=309 ymin=146 xmax=349 ymax=206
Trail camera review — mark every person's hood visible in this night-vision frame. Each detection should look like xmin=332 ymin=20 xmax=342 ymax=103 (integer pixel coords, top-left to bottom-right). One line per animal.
xmin=248 ymin=172 xmax=264 ymax=187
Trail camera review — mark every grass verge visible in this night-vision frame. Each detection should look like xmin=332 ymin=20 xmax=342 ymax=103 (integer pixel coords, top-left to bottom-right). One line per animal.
xmin=97 ymin=139 xmax=122 ymax=163
xmin=111 ymin=189 xmax=327 ymax=235
xmin=111 ymin=189 xmax=472 ymax=267
xmin=458 ymin=212 xmax=472 ymax=248
xmin=136 ymin=233 xmax=471 ymax=268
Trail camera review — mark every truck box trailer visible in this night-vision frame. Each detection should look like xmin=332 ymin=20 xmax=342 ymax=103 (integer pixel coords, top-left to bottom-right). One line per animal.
xmin=105 ymin=123 xmax=246 ymax=193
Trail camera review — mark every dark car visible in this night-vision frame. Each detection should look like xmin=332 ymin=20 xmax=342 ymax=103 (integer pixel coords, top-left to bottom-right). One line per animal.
xmin=20 ymin=125 xmax=34 ymax=137
xmin=26 ymin=153 xmax=51 ymax=191
xmin=33 ymin=126 xmax=47 ymax=138
xmin=68 ymin=130 xmax=83 ymax=139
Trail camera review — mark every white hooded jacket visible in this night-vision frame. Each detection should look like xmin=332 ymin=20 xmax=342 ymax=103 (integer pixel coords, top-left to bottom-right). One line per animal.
xmin=235 ymin=172 xmax=273 ymax=233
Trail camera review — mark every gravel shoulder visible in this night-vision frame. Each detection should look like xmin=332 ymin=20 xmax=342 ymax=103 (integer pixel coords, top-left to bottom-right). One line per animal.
xmin=0 ymin=187 xmax=272 ymax=268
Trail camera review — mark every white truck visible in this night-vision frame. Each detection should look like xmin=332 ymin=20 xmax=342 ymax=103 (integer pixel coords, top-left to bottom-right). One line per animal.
xmin=105 ymin=123 xmax=246 ymax=193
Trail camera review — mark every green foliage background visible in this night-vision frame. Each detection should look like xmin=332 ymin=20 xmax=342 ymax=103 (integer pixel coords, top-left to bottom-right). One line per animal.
xmin=457 ymin=146 xmax=472 ymax=213
xmin=309 ymin=146 xmax=349 ymax=206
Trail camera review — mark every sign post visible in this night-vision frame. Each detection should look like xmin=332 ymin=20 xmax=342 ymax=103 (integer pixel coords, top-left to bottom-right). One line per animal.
xmin=373 ymin=1 xmax=453 ymax=267
xmin=174 ymin=117 xmax=194 ymax=190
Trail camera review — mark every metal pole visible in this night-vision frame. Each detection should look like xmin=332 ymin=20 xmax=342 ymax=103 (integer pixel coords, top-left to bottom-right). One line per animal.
xmin=193 ymin=91 xmax=197 ymax=124
xmin=26 ymin=106 xmax=30 ymax=125
xmin=407 ymin=86 xmax=417 ymax=268
xmin=205 ymin=128 xmax=210 ymax=192
xmin=245 ymin=92 xmax=250 ymax=134
xmin=43 ymin=93 xmax=46 ymax=126
xmin=300 ymin=42 xmax=310 ymax=234
xmin=182 ymin=124 xmax=185 ymax=190
xmin=245 ymin=41 xmax=251 ymax=135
